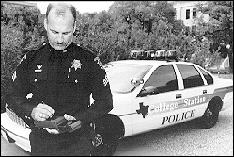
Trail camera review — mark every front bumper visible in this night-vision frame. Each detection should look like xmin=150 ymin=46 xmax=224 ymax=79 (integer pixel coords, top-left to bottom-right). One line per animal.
xmin=1 ymin=113 xmax=31 ymax=152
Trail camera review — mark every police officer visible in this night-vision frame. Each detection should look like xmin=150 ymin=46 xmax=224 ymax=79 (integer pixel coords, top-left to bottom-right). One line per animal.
xmin=6 ymin=3 xmax=114 ymax=156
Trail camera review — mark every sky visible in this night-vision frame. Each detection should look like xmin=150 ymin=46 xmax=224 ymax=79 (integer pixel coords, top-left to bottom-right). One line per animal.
xmin=31 ymin=1 xmax=114 ymax=14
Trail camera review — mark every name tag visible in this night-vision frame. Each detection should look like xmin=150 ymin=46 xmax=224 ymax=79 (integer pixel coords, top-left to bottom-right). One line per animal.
xmin=35 ymin=69 xmax=42 ymax=72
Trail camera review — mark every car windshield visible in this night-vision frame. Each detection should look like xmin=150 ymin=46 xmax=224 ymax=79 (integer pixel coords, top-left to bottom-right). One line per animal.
xmin=105 ymin=62 xmax=153 ymax=93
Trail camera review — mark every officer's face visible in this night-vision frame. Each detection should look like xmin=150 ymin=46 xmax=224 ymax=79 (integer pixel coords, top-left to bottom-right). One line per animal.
xmin=44 ymin=9 xmax=76 ymax=50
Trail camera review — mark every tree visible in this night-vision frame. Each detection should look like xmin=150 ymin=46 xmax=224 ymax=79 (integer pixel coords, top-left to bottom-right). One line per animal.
xmin=107 ymin=1 xmax=189 ymax=57
xmin=196 ymin=1 xmax=233 ymax=72
xmin=1 ymin=3 xmax=44 ymax=112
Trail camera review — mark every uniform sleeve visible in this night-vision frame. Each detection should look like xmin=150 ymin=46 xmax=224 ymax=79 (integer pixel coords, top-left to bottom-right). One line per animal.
xmin=74 ymin=57 xmax=113 ymax=124
xmin=5 ymin=52 xmax=38 ymax=120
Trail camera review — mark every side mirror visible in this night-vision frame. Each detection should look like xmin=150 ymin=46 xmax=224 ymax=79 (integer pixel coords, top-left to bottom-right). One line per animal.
xmin=131 ymin=78 xmax=144 ymax=87
xmin=137 ymin=86 xmax=159 ymax=97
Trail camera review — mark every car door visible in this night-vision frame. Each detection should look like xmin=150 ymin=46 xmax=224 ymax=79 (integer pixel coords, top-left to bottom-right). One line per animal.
xmin=175 ymin=64 xmax=209 ymax=119
xmin=132 ymin=64 xmax=182 ymax=135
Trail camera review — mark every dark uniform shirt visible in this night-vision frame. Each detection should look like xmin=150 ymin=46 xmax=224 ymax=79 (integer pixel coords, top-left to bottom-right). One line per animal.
xmin=6 ymin=42 xmax=113 ymax=126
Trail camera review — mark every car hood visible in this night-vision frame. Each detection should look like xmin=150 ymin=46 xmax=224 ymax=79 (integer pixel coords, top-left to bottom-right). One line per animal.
xmin=109 ymin=92 xmax=136 ymax=116
xmin=213 ymin=76 xmax=233 ymax=88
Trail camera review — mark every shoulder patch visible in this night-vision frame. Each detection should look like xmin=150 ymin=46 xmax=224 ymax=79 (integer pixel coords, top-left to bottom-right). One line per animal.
xmin=103 ymin=74 xmax=109 ymax=86
xmin=19 ymin=42 xmax=46 ymax=64
xmin=18 ymin=48 xmax=39 ymax=66
xmin=94 ymin=57 xmax=102 ymax=66
xmin=94 ymin=56 xmax=105 ymax=70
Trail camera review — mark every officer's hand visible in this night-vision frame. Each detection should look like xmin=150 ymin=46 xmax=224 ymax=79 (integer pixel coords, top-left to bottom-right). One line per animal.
xmin=64 ymin=114 xmax=76 ymax=121
xmin=31 ymin=103 xmax=55 ymax=121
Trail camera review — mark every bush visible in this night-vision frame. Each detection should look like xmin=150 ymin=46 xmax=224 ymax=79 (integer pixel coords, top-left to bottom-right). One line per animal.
xmin=1 ymin=3 xmax=44 ymax=112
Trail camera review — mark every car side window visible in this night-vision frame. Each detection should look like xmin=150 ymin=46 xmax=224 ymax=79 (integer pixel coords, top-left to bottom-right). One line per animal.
xmin=143 ymin=65 xmax=178 ymax=94
xmin=198 ymin=67 xmax=213 ymax=85
xmin=177 ymin=64 xmax=204 ymax=88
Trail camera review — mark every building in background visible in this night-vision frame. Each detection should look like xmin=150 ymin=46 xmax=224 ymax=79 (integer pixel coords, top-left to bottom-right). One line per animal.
xmin=169 ymin=1 xmax=209 ymax=29
xmin=2 ymin=1 xmax=209 ymax=24
xmin=1 ymin=1 xmax=37 ymax=7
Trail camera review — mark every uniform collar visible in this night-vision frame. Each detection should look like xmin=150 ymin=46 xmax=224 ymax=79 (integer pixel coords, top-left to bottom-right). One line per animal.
xmin=47 ymin=43 xmax=74 ymax=62
xmin=47 ymin=43 xmax=74 ymax=53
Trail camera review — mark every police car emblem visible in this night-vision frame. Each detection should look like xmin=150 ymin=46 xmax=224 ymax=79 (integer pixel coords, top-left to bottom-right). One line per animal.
xmin=71 ymin=59 xmax=82 ymax=71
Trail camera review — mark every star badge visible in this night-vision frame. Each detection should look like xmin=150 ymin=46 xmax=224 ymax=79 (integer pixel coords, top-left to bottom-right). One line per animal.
xmin=71 ymin=59 xmax=82 ymax=71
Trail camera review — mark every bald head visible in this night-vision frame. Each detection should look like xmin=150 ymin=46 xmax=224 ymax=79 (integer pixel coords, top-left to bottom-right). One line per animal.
xmin=44 ymin=3 xmax=77 ymax=50
xmin=46 ymin=3 xmax=76 ymax=24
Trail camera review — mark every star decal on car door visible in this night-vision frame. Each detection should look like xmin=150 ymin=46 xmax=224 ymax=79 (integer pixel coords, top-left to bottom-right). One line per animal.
xmin=136 ymin=102 xmax=149 ymax=118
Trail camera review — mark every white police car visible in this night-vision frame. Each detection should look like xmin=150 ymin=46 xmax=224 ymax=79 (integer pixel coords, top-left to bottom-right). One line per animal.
xmin=1 ymin=59 xmax=233 ymax=154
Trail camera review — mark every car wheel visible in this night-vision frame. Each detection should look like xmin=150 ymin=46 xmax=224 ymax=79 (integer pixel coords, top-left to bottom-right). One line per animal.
xmin=199 ymin=98 xmax=222 ymax=129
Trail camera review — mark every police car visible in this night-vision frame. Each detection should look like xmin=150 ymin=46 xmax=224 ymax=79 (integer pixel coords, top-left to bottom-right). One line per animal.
xmin=1 ymin=59 xmax=233 ymax=154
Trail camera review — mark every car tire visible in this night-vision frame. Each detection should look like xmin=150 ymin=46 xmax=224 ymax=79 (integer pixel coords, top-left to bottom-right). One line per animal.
xmin=199 ymin=98 xmax=222 ymax=129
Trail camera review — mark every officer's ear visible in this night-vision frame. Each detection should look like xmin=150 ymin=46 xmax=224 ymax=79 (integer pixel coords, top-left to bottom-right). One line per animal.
xmin=44 ymin=19 xmax=48 ymax=31
xmin=73 ymin=21 xmax=76 ymax=33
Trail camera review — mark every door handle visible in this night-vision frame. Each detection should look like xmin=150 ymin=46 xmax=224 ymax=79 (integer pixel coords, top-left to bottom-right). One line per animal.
xmin=203 ymin=90 xmax=207 ymax=94
xmin=176 ymin=94 xmax=181 ymax=99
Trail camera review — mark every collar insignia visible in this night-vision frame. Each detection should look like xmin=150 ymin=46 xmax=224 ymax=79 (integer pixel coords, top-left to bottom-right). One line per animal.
xmin=35 ymin=65 xmax=42 ymax=72
xmin=37 ymin=65 xmax=42 ymax=69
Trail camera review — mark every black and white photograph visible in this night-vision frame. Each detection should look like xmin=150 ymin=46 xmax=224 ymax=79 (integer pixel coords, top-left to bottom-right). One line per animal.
xmin=1 ymin=1 xmax=233 ymax=156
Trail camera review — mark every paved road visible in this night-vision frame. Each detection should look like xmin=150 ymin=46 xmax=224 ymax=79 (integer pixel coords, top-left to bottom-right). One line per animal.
xmin=1 ymin=92 xmax=233 ymax=156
